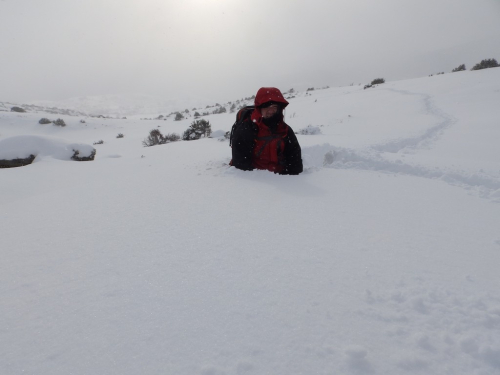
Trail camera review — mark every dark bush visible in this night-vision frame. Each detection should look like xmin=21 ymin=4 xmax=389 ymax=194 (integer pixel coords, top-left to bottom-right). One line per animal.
xmin=39 ymin=118 xmax=52 ymax=124
xmin=182 ymin=129 xmax=198 ymax=141
xmin=298 ymin=125 xmax=322 ymax=135
xmin=116 ymin=133 xmax=124 ymax=138
xmin=93 ymin=140 xmax=104 ymax=145
xmin=452 ymin=64 xmax=466 ymax=72
xmin=471 ymin=58 xmax=499 ymax=71
xmin=212 ymin=106 xmax=227 ymax=115
xmin=182 ymin=119 xmax=212 ymax=141
xmin=11 ymin=106 xmax=26 ymax=113
xmin=142 ymin=129 xmax=179 ymax=147
xmin=53 ymin=118 xmax=66 ymax=126
xmin=175 ymin=112 xmax=184 ymax=121
xmin=371 ymin=78 xmax=385 ymax=85
xmin=164 ymin=133 xmax=180 ymax=142
xmin=143 ymin=129 xmax=163 ymax=146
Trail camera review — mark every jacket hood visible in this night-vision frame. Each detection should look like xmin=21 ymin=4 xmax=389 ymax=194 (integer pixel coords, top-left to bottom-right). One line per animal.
xmin=254 ymin=87 xmax=289 ymax=108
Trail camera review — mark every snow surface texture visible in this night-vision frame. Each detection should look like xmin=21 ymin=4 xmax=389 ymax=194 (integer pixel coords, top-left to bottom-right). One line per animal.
xmin=1 ymin=69 xmax=500 ymax=375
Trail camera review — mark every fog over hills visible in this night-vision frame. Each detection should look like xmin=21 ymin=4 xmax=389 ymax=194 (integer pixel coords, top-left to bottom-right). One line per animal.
xmin=28 ymin=93 xmax=213 ymax=117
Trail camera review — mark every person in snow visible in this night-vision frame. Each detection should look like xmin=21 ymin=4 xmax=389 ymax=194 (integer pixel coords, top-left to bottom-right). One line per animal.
xmin=231 ymin=87 xmax=303 ymax=175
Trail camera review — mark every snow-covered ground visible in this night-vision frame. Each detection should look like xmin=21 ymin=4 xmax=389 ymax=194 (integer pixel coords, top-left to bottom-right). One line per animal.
xmin=1 ymin=69 xmax=500 ymax=375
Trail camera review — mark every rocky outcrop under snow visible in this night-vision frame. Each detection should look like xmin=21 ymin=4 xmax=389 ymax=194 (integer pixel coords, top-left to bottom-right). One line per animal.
xmin=0 ymin=135 xmax=96 ymax=168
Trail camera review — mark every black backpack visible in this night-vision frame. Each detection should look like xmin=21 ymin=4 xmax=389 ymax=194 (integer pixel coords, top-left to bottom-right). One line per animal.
xmin=229 ymin=106 xmax=255 ymax=147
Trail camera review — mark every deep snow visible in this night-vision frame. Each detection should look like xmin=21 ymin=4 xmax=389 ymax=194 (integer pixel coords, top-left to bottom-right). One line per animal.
xmin=1 ymin=69 xmax=500 ymax=375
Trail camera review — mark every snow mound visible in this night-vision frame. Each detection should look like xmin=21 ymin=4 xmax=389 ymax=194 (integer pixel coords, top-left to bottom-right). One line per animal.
xmin=210 ymin=130 xmax=226 ymax=138
xmin=0 ymin=135 xmax=95 ymax=162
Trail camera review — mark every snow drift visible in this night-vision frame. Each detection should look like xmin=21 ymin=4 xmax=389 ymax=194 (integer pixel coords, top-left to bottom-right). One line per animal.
xmin=0 ymin=135 xmax=96 ymax=165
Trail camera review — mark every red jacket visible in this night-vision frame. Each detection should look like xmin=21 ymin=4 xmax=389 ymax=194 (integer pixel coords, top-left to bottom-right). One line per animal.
xmin=251 ymin=88 xmax=291 ymax=173
xmin=250 ymin=107 xmax=289 ymax=173
xmin=231 ymin=88 xmax=303 ymax=175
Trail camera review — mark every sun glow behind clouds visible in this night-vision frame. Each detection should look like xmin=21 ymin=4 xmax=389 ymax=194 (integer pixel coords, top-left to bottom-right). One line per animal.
xmin=1 ymin=0 xmax=500 ymax=102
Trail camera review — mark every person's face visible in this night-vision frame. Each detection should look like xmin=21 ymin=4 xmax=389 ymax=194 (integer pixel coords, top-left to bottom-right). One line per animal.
xmin=260 ymin=104 xmax=279 ymax=119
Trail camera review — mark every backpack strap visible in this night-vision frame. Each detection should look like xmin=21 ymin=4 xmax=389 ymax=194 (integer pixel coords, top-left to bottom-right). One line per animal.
xmin=229 ymin=106 xmax=255 ymax=147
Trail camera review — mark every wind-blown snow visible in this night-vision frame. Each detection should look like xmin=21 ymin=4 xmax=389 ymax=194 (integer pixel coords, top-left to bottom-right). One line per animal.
xmin=1 ymin=69 xmax=500 ymax=375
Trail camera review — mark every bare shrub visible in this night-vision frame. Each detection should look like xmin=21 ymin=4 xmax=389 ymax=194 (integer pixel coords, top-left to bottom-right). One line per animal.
xmin=164 ymin=133 xmax=180 ymax=142
xmin=142 ymin=129 xmax=180 ymax=147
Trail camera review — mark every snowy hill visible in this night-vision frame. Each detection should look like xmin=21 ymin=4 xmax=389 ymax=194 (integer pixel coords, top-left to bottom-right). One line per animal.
xmin=1 ymin=69 xmax=500 ymax=375
xmin=29 ymin=93 xmax=215 ymax=117
xmin=0 ymin=100 xmax=89 ymax=117
xmin=2 ymin=93 xmax=213 ymax=118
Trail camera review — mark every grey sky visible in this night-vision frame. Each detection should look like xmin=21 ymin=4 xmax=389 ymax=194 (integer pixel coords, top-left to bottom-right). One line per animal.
xmin=1 ymin=0 xmax=499 ymax=104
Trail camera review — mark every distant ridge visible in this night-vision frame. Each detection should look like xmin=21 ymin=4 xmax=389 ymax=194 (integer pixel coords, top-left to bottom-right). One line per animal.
xmin=28 ymin=93 xmax=209 ymax=117
xmin=0 ymin=101 xmax=89 ymax=117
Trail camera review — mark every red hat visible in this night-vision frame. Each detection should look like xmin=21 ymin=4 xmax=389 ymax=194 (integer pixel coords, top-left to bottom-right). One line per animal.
xmin=254 ymin=87 xmax=289 ymax=108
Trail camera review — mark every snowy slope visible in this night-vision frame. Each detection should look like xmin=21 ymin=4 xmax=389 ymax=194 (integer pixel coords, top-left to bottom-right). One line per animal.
xmin=1 ymin=69 xmax=500 ymax=375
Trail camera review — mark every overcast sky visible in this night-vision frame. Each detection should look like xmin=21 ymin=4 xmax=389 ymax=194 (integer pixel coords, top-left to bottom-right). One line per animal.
xmin=1 ymin=0 xmax=499 ymax=104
